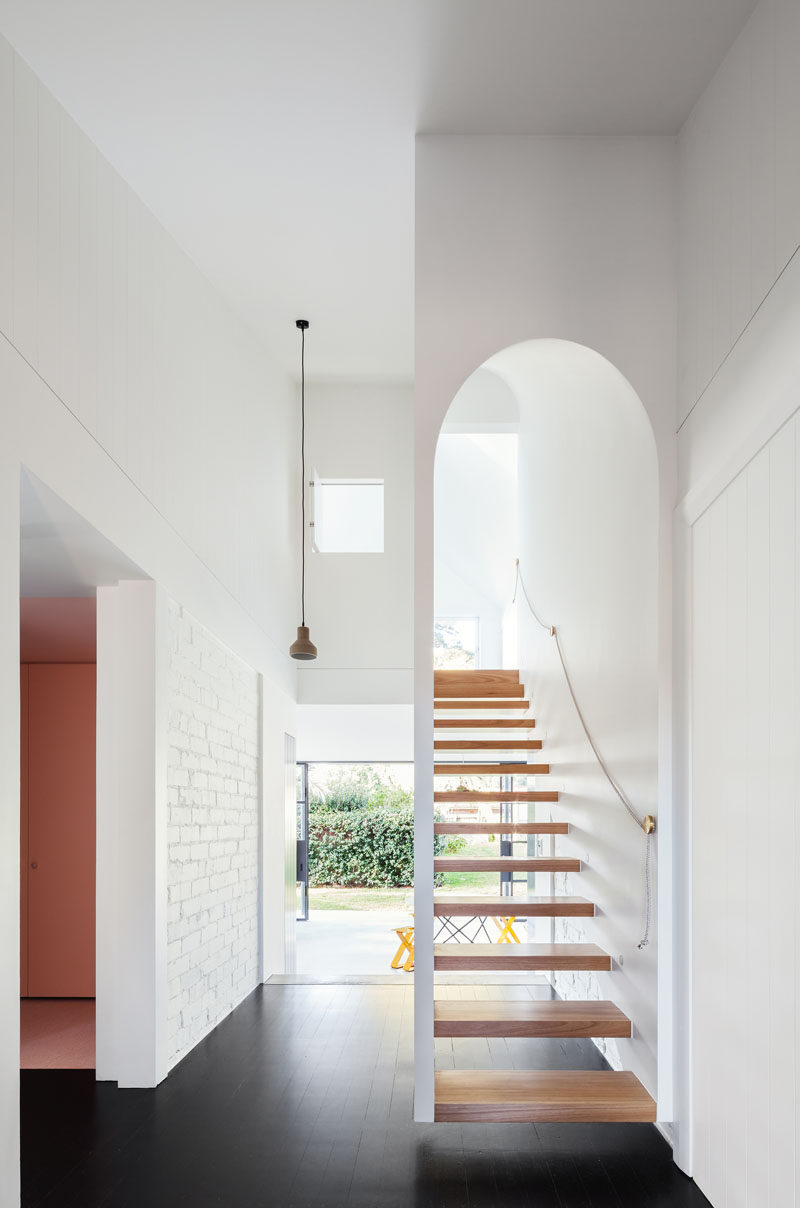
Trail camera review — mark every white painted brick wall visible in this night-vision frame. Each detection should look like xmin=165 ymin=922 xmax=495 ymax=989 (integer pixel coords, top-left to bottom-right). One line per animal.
xmin=166 ymin=602 xmax=260 ymax=1068
xmin=552 ymin=869 xmax=619 ymax=1069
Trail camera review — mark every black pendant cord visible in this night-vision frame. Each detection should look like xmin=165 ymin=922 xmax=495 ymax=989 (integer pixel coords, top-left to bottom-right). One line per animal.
xmin=300 ymin=323 xmax=306 ymax=627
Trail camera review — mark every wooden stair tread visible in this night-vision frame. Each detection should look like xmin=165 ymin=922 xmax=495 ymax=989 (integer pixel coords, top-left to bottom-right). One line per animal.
xmin=434 ymin=670 xmax=523 ymax=698
xmin=434 ymin=700 xmax=530 ymax=710
xmin=434 ymin=856 xmax=579 ymax=872
xmin=434 ymin=1000 xmax=631 ymax=1038
xmin=434 ymin=762 xmax=549 ymax=775
xmin=434 ymin=740 xmax=543 ymax=750
xmin=434 ymin=718 xmax=536 ymax=728
xmin=433 ymin=944 xmax=611 ymax=971
xmin=434 ymin=1070 xmax=656 ymax=1123
xmin=433 ymin=895 xmax=594 ymax=917
xmin=435 ymin=791 xmax=558 ymax=802
xmin=434 ymin=822 xmax=568 ymax=834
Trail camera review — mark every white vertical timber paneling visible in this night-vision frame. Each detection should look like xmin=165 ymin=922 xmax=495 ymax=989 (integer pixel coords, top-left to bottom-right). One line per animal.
xmin=77 ymin=131 xmax=99 ymax=438
xmin=723 ymin=469 xmax=748 ymax=1208
xmin=767 ymin=421 xmax=796 ymax=1202
xmin=94 ymin=155 xmax=114 ymax=455
xmin=774 ymin=0 xmax=800 ymax=271
xmin=35 ymin=84 xmax=60 ymax=394
xmin=744 ymin=447 xmax=771 ymax=1208
xmin=12 ymin=55 xmax=37 ymax=366
xmin=691 ymin=421 xmax=800 ymax=1208
xmin=795 ymin=415 xmax=800 ymax=1207
xmin=137 ymin=201 xmax=155 ymax=506
xmin=748 ymin=0 xmax=777 ymax=313
xmin=706 ymin=498 xmax=728 ymax=1208
xmin=0 ymin=37 xmax=13 ymax=336
xmin=726 ymin=27 xmax=754 ymax=360
xmin=58 ymin=110 xmax=80 ymax=412
xmin=109 ymin=168 xmax=128 ymax=467
xmin=124 ymin=193 xmax=142 ymax=488
xmin=692 ymin=500 xmax=727 ymax=1200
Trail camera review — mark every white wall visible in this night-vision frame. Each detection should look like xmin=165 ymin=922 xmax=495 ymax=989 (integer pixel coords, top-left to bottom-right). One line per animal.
xmin=691 ymin=428 xmax=799 ymax=1208
xmin=497 ymin=339 xmax=659 ymax=1094
xmin=678 ymin=0 xmax=800 ymax=426
xmin=0 ymin=37 xmax=296 ymax=1204
xmin=415 ymin=133 xmax=676 ymax=1122
xmin=676 ymin=1 xmax=800 ymax=1194
xmin=441 ymin=366 xmax=519 ymax=433
xmin=299 ymin=381 xmax=413 ymax=706
xmin=434 ymin=433 xmax=518 ymax=668
xmin=296 ymin=704 xmax=413 ymax=763
xmin=166 ymin=602 xmax=260 ymax=1069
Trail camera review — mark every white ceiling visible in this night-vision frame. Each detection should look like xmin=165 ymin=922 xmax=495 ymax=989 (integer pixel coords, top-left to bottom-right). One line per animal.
xmin=21 ymin=472 xmax=147 ymax=597
xmin=0 ymin=1 xmax=756 ymax=381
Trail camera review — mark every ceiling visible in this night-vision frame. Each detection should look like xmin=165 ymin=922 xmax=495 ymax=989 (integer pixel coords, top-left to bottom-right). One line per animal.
xmin=0 ymin=1 xmax=756 ymax=381
xmin=21 ymin=472 xmax=147 ymax=597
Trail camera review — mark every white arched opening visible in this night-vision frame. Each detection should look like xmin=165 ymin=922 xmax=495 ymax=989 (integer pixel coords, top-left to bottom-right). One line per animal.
xmin=416 ymin=337 xmax=660 ymax=1120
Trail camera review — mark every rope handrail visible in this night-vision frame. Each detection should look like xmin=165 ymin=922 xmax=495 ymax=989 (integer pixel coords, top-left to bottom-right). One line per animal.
xmin=512 ymin=560 xmax=654 ymax=949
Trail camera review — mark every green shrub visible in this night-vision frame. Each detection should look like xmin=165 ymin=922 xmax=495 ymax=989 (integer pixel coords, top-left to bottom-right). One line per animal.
xmin=308 ymin=807 xmax=459 ymax=887
xmin=309 ymin=807 xmax=415 ymax=886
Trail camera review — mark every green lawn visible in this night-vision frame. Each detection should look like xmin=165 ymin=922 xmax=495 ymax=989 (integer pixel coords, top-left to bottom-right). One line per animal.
xmin=308 ymin=886 xmax=412 ymax=911
xmin=309 ymin=839 xmax=506 ymax=909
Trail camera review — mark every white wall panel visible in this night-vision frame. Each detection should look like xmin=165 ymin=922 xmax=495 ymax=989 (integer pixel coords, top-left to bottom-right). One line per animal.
xmin=691 ymin=422 xmax=799 ymax=1207
xmin=0 ymin=37 xmax=297 ymax=645
xmin=0 ymin=36 xmax=12 ymax=336
xmin=12 ymin=56 xmax=37 ymax=366
xmin=0 ymin=35 xmax=298 ymax=1202
xmin=678 ymin=0 xmax=800 ymax=425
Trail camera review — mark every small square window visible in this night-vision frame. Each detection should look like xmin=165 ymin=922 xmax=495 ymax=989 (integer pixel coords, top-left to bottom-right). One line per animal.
xmin=314 ymin=479 xmax=384 ymax=553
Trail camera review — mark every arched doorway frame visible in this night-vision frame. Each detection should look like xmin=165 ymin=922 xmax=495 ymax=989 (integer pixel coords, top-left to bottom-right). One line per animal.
xmin=414 ymin=336 xmax=682 ymax=1167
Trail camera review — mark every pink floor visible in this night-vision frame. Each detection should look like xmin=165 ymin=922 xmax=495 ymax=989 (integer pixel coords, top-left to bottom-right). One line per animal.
xmin=20 ymin=999 xmax=96 ymax=1069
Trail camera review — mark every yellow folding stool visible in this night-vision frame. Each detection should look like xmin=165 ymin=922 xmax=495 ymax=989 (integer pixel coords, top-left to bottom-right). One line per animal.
xmin=391 ymin=924 xmax=415 ymax=972
xmin=491 ymin=916 xmax=521 ymax=944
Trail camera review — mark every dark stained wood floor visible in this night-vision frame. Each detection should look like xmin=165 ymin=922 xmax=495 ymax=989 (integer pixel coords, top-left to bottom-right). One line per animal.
xmin=21 ymin=983 xmax=710 ymax=1207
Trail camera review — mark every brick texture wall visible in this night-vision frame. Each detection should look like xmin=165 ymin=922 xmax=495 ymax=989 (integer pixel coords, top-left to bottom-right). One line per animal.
xmin=552 ymin=869 xmax=619 ymax=1068
xmin=166 ymin=602 xmax=260 ymax=1068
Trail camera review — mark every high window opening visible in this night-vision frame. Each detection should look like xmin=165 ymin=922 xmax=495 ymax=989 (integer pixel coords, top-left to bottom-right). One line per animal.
xmin=434 ymin=429 xmax=519 ymax=670
xmin=433 ymin=616 xmax=479 ymax=668
xmin=313 ymin=479 xmax=384 ymax=552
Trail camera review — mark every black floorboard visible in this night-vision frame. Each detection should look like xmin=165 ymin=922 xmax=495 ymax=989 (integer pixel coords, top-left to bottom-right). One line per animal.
xmin=21 ymin=983 xmax=711 ymax=1207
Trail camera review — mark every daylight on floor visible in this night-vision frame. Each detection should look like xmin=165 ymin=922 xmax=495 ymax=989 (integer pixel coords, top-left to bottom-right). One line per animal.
xmin=3 ymin=3 xmax=797 ymax=1207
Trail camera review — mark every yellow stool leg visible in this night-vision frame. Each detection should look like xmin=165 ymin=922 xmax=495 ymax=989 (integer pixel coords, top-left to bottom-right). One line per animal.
xmin=391 ymin=926 xmax=415 ymax=969
xmin=494 ymin=916 xmax=521 ymax=944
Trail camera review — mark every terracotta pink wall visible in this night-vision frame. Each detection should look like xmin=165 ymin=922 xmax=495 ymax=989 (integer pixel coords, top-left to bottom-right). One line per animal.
xmin=20 ymin=602 xmax=96 ymax=997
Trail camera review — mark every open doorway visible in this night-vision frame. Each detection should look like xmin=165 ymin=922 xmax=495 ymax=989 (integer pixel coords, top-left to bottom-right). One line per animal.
xmin=20 ymin=599 xmax=96 ymax=1069
xmin=295 ymin=762 xmax=416 ymax=977
xmin=18 ymin=472 xmax=147 ymax=1073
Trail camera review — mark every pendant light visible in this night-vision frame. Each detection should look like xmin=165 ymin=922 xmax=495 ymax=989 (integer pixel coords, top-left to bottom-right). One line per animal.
xmin=289 ymin=319 xmax=318 ymax=661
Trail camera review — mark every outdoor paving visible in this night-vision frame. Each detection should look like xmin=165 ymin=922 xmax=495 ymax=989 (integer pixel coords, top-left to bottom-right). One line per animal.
xmin=296 ymin=909 xmax=413 ymax=978
xmin=295 ymin=908 xmax=537 ymax=978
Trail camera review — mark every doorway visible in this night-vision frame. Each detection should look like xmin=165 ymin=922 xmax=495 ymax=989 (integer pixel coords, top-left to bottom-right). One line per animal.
xmin=19 ymin=600 xmax=97 ymax=1069
xmin=18 ymin=471 xmax=149 ymax=1076
xmin=295 ymin=761 xmax=416 ymax=978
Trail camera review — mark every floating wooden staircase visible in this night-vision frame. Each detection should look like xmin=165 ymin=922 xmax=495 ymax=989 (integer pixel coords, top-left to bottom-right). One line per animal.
xmin=434 ymin=894 xmax=594 ymax=917
xmin=430 ymin=667 xmax=656 ymax=1125
xmin=434 ymin=1071 xmax=655 ymax=1123
xmin=434 ymin=1000 xmax=632 ymax=1038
